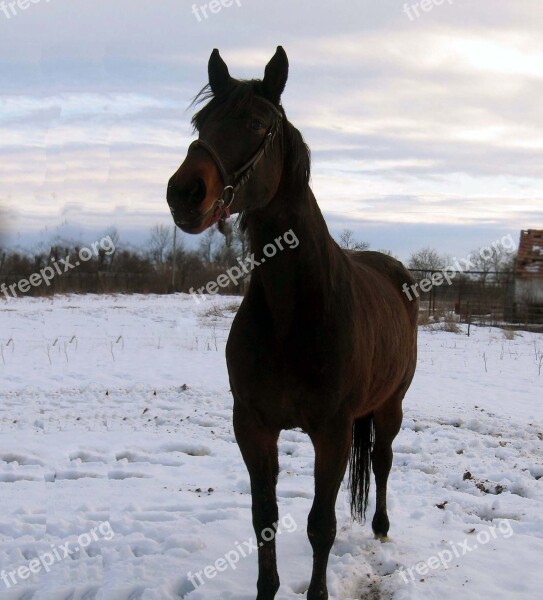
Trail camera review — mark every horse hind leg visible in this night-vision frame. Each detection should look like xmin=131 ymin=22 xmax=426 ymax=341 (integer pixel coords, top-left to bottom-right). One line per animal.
xmin=371 ymin=393 xmax=404 ymax=539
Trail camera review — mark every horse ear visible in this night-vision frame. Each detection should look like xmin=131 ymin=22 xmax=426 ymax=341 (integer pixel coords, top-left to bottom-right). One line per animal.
xmin=208 ymin=49 xmax=234 ymax=97
xmin=263 ymin=46 xmax=289 ymax=104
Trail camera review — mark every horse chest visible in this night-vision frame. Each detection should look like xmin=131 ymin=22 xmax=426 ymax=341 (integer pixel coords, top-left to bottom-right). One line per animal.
xmin=227 ymin=308 xmax=348 ymax=425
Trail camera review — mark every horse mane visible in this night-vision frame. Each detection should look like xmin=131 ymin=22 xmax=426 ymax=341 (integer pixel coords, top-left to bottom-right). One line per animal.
xmin=190 ymin=80 xmax=311 ymax=193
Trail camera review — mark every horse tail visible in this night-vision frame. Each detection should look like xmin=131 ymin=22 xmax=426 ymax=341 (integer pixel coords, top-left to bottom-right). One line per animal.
xmin=349 ymin=413 xmax=374 ymax=522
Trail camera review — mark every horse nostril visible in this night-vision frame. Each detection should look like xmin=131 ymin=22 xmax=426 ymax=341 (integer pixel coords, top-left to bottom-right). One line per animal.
xmin=188 ymin=178 xmax=206 ymax=205
xmin=167 ymin=176 xmax=207 ymax=212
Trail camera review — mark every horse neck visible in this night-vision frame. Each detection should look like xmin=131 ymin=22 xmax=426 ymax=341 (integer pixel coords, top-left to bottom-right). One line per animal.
xmin=245 ymin=185 xmax=343 ymax=334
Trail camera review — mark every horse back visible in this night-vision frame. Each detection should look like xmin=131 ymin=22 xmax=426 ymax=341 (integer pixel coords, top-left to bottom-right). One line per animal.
xmin=346 ymin=250 xmax=419 ymax=327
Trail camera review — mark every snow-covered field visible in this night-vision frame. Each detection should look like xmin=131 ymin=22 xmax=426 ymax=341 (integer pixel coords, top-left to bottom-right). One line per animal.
xmin=0 ymin=294 xmax=541 ymax=600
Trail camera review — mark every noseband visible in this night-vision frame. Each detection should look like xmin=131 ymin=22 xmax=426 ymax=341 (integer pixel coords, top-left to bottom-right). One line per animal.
xmin=188 ymin=97 xmax=283 ymax=226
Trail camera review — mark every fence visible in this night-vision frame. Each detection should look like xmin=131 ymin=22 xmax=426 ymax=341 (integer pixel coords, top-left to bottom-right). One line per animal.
xmin=0 ymin=267 xmax=244 ymax=298
xmin=409 ymin=270 xmax=543 ymax=330
xmin=1 ymin=272 xmax=170 ymax=296
xmin=2 ymin=267 xmax=542 ymax=329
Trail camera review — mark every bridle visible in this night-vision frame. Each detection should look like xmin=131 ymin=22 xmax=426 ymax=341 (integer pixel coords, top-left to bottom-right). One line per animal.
xmin=188 ymin=97 xmax=283 ymax=226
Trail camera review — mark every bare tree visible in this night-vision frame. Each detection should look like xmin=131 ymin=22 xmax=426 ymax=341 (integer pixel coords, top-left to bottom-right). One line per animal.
xmin=147 ymin=224 xmax=172 ymax=266
xmin=232 ymin=224 xmax=250 ymax=262
xmin=470 ymin=247 xmax=495 ymax=283
xmin=470 ymin=245 xmax=515 ymax=283
xmin=408 ymin=247 xmax=448 ymax=277
xmin=104 ymin=227 xmax=120 ymax=248
xmin=0 ymin=207 xmax=6 ymax=247
xmin=338 ymin=229 xmax=370 ymax=251
xmin=199 ymin=227 xmax=218 ymax=264
xmin=98 ymin=227 xmax=120 ymax=271
xmin=375 ymin=248 xmax=396 ymax=257
xmin=489 ymin=245 xmax=515 ymax=276
xmin=500 ymin=252 xmax=517 ymax=281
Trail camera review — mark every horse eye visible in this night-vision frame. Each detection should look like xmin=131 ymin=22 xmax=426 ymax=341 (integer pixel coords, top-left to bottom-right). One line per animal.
xmin=250 ymin=119 xmax=264 ymax=131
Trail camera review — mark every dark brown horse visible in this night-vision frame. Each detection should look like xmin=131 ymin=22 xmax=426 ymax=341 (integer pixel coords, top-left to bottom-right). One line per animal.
xmin=167 ymin=47 xmax=418 ymax=600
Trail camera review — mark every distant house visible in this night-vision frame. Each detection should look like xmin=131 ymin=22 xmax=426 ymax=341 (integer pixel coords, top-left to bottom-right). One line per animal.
xmin=514 ymin=230 xmax=543 ymax=321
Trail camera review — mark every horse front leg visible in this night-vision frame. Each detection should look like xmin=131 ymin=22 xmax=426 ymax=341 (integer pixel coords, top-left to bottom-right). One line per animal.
xmin=233 ymin=403 xmax=281 ymax=600
xmin=307 ymin=416 xmax=352 ymax=600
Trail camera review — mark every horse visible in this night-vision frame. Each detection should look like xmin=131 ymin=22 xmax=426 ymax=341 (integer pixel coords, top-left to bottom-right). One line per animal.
xmin=167 ymin=46 xmax=419 ymax=600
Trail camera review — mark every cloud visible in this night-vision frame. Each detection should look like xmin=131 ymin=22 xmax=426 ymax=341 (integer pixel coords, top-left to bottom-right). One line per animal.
xmin=0 ymin=0 xmax=542 ymax=256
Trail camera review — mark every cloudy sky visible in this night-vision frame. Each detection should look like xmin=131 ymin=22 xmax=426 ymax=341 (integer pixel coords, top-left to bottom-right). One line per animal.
xmin=0 ymin=0 xmax=541 ymax=259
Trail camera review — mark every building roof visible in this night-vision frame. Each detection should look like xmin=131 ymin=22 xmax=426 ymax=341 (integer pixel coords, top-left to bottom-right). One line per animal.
xmin=515 ymin=229 xmax=543 ymax=278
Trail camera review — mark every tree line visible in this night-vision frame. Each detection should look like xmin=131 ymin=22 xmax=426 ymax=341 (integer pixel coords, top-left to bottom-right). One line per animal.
xmin=0 ymin=226 xmax=517 ymax=298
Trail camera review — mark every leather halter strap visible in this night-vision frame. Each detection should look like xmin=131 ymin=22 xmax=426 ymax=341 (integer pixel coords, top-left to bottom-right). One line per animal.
xmin=188 ymin=97 xmax=283 ymax=224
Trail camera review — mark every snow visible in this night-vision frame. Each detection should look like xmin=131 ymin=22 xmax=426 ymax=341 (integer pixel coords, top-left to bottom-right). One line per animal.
xmin=0 ymin=294 xmax=541 ymax=599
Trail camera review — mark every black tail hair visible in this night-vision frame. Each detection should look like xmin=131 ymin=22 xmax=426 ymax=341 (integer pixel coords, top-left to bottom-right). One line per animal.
xmin=349 ymin=414 xmax=374 ymax=522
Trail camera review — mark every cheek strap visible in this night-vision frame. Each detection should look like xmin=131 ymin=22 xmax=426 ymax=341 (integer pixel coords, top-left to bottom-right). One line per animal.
xmin=188 ymin=98 xmax=283 ymax=223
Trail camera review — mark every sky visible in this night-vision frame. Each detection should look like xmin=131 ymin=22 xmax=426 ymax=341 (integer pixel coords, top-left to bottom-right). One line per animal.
xmin=0 ymin=0 xmax=542 ymax=260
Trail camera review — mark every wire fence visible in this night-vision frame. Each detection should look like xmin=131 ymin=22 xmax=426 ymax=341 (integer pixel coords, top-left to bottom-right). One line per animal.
xmin=2 ymin=268 xmax=542 ymax=330
xmin=409 ymin=270 xmax=543 ymax=330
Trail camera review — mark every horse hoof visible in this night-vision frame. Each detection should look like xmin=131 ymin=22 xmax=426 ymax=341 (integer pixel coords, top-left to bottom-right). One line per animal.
xmin=256 ymin=580 xmax=280 ymax=600
xmin=307 ymin=586 xmax=328 ymax=600
xmin=371 ymin=512 xmax=390 ymax=539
